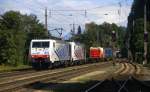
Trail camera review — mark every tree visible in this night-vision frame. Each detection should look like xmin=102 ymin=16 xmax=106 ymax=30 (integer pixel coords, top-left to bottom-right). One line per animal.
xmin=77 ymin=25 xmax=82 ymax=35
xmin=0 ymin=11 xmax=49 ymax=66
xmin=126 ymin=0 xmax=150 ymax=63
xmin=71 ymin=22 xmax=126 ymax=57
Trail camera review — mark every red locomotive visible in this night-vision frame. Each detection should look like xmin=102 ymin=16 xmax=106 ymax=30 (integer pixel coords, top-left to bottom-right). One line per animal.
xmin=90 ymin=47 xmax=104 ymax=61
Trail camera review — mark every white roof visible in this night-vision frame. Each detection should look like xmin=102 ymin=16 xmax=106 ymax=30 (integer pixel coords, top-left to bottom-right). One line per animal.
xmin=31 ymin=39 xmax=55 ymax=42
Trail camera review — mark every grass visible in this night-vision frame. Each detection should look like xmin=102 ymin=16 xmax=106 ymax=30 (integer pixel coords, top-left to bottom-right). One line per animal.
xmin=0 ymin=64 xmax=31 ymax=72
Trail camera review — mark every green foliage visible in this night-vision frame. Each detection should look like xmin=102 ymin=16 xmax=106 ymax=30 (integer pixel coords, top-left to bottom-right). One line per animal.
xmin=0 ymin=11 xmax=48 ymax=66
xmin=1 ymin=11 xmax=22 ymax=30
xmin=126 ymin=0 xmax=150 ymax=63
xmin=77 ymin=26 xmax=82 ymax=35
xmin=0 ymin=29 xmax=25 ymax=66
xmin=71 ymin=22 xmax=126 ymax=57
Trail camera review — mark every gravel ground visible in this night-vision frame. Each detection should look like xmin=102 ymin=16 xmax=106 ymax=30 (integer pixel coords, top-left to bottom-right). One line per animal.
xmin=44 ymin=63 xmax=120 ymax=92
xmin=15 ymin=62 xmax=119 ymax=92
xmin=135 ymin=65 xmax=150 ymax=81
xmin=14 ymin=62 xmax=150 ymax=92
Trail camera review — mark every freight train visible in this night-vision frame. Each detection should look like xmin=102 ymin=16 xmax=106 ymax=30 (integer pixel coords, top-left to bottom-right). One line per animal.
xmin=29 ymin=39 xmax=113 ymax=69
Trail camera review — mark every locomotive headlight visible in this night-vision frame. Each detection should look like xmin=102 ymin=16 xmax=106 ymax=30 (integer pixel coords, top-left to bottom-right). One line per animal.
xmin=31 ymin=55 xmax=35 ymax=58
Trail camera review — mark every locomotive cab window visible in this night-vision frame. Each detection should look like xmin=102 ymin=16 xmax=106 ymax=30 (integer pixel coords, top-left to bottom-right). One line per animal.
xmin=32 ymin=42 xmax=41 ymax=48
xmin=32 ymin=42 xmax=49 ymax=48
xmin=42 ymin=42 xmax=49 ymax=48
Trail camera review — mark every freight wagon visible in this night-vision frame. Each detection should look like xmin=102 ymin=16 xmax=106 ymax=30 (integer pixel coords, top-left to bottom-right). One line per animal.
xmin=104 ymin=48 xmax=113 ymax=61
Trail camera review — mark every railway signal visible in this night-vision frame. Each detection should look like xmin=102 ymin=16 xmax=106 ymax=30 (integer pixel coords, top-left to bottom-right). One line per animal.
xmin=112 ymin=31 xmax=116 ymax=66
xmin=144 ymin=32 xmax=148 ymax=42
xmin=112 ymin=31 xmax=116 ymax=42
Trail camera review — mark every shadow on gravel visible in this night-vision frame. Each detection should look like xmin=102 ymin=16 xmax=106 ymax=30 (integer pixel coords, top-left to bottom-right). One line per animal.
xmin=25 ymin=78 xmax=150 ymax=92
xmin=25 ymin=80 xmax=99 ymax=92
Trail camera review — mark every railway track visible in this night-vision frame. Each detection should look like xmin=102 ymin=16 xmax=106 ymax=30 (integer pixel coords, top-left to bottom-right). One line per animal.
xmin=85 ymin=76 xmax=150 ymax=92
xmin=0 ymin=61 xmax=144 ymax=92
xmin=85 ymin=62 xmax=146 ymax=92
xmin=0 ymin=63 xmax=100 ymax=82
xmin=0 ymin=69 xmax=35 ymax=78
xmin=0 ymin=62 xmax=111 ymax=92
xmin=114 ymin=62 xmax=142 ymax=78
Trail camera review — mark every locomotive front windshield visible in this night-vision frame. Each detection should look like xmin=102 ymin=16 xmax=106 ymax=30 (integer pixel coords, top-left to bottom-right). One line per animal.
xmin=32 ymin=42 xmax=49 ymax=48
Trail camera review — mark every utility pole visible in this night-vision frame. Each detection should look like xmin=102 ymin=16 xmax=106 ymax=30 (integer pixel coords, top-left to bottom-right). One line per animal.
xmin=73 ymin=23 xmax=75 ymax=33
xmin=70 ymin=23 xmax=75 ymax=41
xmin=45 ymin=7 xmax=48 ymax=35
xmin=97 ymin=31 xmax=99 ymax=45
xmin=72 ymin=23 xmax=75 ymax=35
xmin=143 ymin=0 xmax=148 ymax=65
xmin=128 ymin=20 xmax=134 ymax=62
xmin=118 ymin=2 xmax=121 ymax=25
xmin=85 ymin=10 xmax=87 ymax=18
xmin=128 ymin=11 xmax=135 ymax=62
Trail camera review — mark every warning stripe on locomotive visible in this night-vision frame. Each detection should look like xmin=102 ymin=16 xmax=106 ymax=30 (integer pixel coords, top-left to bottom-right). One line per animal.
xmin=74 ymin=47 xmax=83 ymax=60
xmin=55 ymin=45 xmax=70 ymax=60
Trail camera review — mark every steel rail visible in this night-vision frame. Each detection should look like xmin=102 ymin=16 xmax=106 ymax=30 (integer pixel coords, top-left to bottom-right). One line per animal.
xmin=0 ymin=62 xmax=111 ymax=92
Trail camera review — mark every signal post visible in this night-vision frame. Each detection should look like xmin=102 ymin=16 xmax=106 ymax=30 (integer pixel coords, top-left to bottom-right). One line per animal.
xmin=112 ymin=31 xmax=116 ymax=66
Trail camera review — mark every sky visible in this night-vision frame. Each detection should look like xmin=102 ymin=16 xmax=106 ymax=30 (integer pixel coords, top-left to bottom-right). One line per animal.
xmin=0 ymin=0 xmax=133 ymax=39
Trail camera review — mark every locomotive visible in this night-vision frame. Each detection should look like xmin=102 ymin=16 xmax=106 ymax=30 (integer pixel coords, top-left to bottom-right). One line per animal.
xmin=89 ymin=47 xmax=113 ymax=61
xmin=90 ymin=47 xmax=104 ymax=62
xmin=29 ymin=39 xmax=86 ymax=69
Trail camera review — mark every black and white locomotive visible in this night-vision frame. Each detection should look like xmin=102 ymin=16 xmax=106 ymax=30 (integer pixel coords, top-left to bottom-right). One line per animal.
xmin=29 ymin=39 xmax=86 ymax=69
